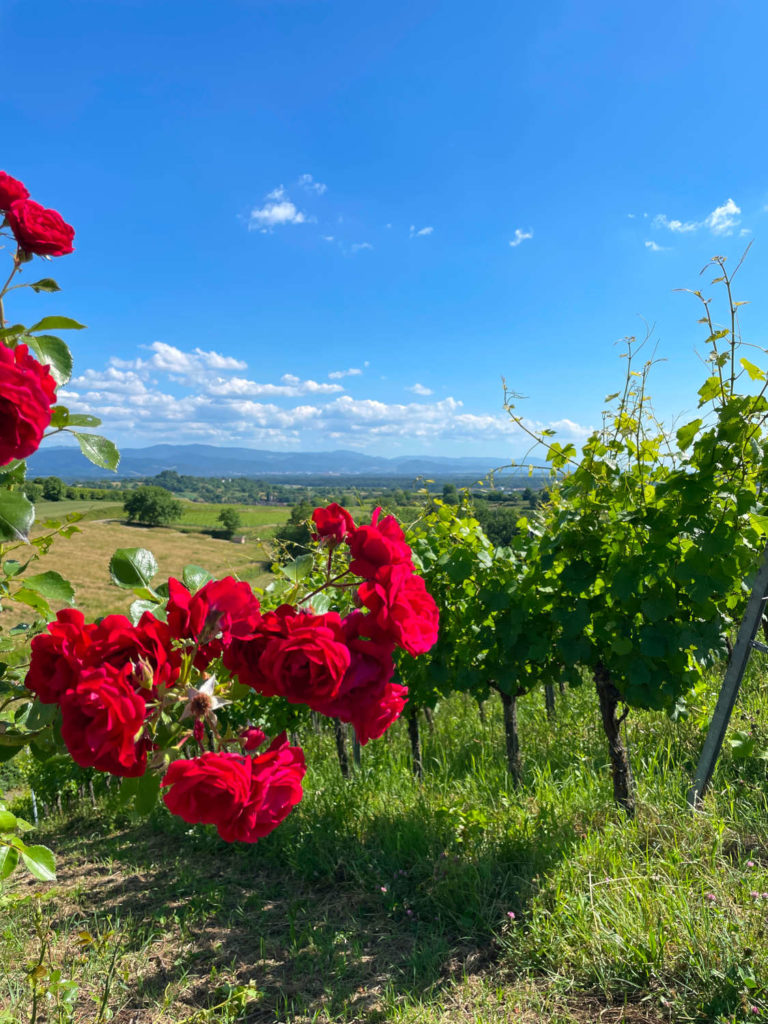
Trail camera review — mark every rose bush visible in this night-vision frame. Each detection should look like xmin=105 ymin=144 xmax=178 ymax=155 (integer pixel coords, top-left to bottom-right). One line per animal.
xmin=0 ymin=170 xmax=439 ymax=865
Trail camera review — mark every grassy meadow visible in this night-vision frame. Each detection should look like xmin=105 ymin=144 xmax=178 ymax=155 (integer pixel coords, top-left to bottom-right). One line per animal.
xmin=2 ymin=499 xmax=291 ymax=624
xmin=3 ymin=667 xmax=768 ymax=1023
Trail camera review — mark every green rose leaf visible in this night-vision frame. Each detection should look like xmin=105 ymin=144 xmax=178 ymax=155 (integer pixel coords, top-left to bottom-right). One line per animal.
xmin=129 ymin=598 xmax=163 ymax=625
xmin=0 ymin=490 xmax=34 ymax=542
xmin=110 ymin=548 xmax=159 ymax=589
xmin=24 ymin=571 xmax=75 ymax=606
xmin=66 ymin=414 xmax=102 ymax=428
xmin=12 ymin=587 xmax=51 ymax=617
xmin=0 ymin=810 xmax=17 ymax=831
xmin=182 ymin=565 xmax=214 ymax=592
xmin=134 ymin=772 xmax=161 ymax=816
xmin=29 ymin=278 xmax=61 ymax=294
xmin=282 ymin=554 xmax=314 ymax=582
xmin=49 ymin=405 xmax=70 ymax=428
xmin=73 ymin=433 xmax=120 ymax=471
xmin=29 ymin=316 xmax=86 ymax=332
xmin=25 ymin=334 xmax=73 ymax=386
xmin=20 ymin=844 xmax=56 ymax=882
xmin=0 ymin=845 xmax=19 ymax=880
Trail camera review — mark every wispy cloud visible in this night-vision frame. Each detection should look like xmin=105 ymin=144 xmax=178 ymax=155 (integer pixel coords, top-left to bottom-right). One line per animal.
xmin=406 ymin=383 xmax=433 ymax=396
xmin=652 ymin=198 xmax=742 ymax=237
xmin=509 ymin=228 xmax=533 ymax=248
xmin=409 ymin=225 xmax=434 ymax=237
xmin=298 ymin=173 xmax=327 ymax=195
xmin=350 ymin=242 xmax=373 ymax=253
xmin=652 ymin=213 xmax=697 ymax=233
xmin=644 ymin=240 xmax=669 ymax=252
xmin=329 ymin=367 xmax=364 ymax=379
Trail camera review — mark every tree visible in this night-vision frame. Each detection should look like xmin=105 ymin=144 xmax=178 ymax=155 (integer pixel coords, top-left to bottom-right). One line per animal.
xmin=442 ymin=482 xmax=459 ymax=505
xmin=218 ymin=507 xmax=242 ymax=538
xmin=42 ymin=476 xmax=65 ymax=501
xmin=123 ymin=486 xmax=183 ymax=527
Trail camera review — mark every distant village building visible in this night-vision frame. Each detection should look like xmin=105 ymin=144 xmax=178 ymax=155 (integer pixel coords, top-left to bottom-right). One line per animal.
xmin=231 ymin=534 xmax=247 ymax=545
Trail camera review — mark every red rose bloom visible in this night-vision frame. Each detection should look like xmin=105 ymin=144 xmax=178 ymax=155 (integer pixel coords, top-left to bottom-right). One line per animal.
xmin=311 ymin=503 xmax=356 ymax=547
xmin=88 ymin=611 xmax=181 ymax=697
xmin=226 ymin=606 xmax=350 ymax=706
xmin=312 ymin=611 xmax=406 ymax=743
xmin=347 ymin=507 xmax=413 ymax=579
xmin=0 ymin=172 xmax=29 ymax=211
xmin=358 ymin=565 xmax=439 ymax=656
xmin=241 ymin=727 xmax=267 ymax=751
xmin=26 ymin=609 xmax=96 ymax=704
xmin=0 ymin=343 xmax=57 ymax=465
xmin=161 ymin=734 xmax=306 ymax=843
xmin=166 ymin=576 xmax=262 ymax=669
xmin=60 ymin=665 xmax=148 ymax=777
xmin=6 ymin=198 xmax=75 ymax=256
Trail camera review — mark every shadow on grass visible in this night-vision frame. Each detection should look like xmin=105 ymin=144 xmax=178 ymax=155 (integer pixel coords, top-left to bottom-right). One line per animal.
xmin=41 ymin=794 xmax=584 ymax=1023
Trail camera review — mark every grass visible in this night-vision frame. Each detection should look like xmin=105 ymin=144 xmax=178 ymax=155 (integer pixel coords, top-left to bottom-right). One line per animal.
xmin=3 ymin=518 xmax=275 ymax=623
xmin=4 ymin=667 xmax=768 ymax=1022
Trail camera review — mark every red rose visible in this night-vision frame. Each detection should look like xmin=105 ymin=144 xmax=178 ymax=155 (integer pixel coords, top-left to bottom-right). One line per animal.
xmin=166 ymin=576 xmax=262 ymax=669
xmin=6 ymin=198 xmax=74 ymax=256
xmin=26 ymin=609 xmax=96 ymax=704
xmin=348 ymin=507 xmax=413 ymax=579
xmin=0 ymin=343 xmax=57 ymax=465
xmin=312 ymin=611 xmax=405 ymax=743
xmin=227 ymin=734 xmax=306 ymax=842
xmin=241 ymin=727 xmax=267 ymax=751
xmin=351 ymin=681 xmax=409 ymax=745
xmin=311 ymin=503 xmax=356 ymax=547
xmin=88 ymin=611 xmax=181 ymax=697
xmin=0 ymin=172 xmax=29 ymax=211
xmin=60 ymin=665 xmax=148 ymax=777
xmin=224 ymin=606 xmax=350 ymax=706
xmin=162 ymin=734 xmax=306 ymax=843
xmin=358 ymin=565 xmax=439 ymax=656
xmin=162 ymin=751 xmax=252 ymax=833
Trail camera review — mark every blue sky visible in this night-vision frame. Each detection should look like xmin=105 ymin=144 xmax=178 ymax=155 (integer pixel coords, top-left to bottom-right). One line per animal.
xmin=2 ymin=0 xmax=768 ymax=456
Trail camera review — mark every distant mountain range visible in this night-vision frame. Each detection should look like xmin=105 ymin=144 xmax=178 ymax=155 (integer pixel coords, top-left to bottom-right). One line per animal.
xmin=28 ymin=443 xmax=550 ymax=482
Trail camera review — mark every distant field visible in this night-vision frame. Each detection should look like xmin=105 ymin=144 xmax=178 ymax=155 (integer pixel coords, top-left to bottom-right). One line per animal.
xmin=172 ymin=501 xmax=291 ymax=533
xmin=4 ymin=518 xmax=274 ymax=624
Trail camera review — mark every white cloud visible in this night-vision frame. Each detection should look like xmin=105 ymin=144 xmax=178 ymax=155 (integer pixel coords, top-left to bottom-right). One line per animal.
xmin=65 ymin=343 xmax=593 ymax=451
xmin=298 ymin=173 xmax=327 ymax=195
xmin=705 ymin=198 xmax=741 ymax=236
xmin=266 ymin=185 xmax=287 ymax=201
xmin=644 ymin=240 xmax=668 ymax=252
xmin=329 ymin=367 xmax=363 ymax=379
xmin=652 ymin=198 xmax=742 ymax=237
xmin=322 ymin=235 xmax=335 ymax=242
xmin=206 ymin=376 xmax=343 ymax=398
xmin=652 ymin=213 xmax=697 ymax=233
xmin=350 ymin=242 xmax=373 ymax=252
xmin=509 ymin=228 xmax=533 ymax=247
xmin=409 ymin=225 xmax=434 ymax=237
xmin=249 ymin=196 xmax=306 ymax=230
